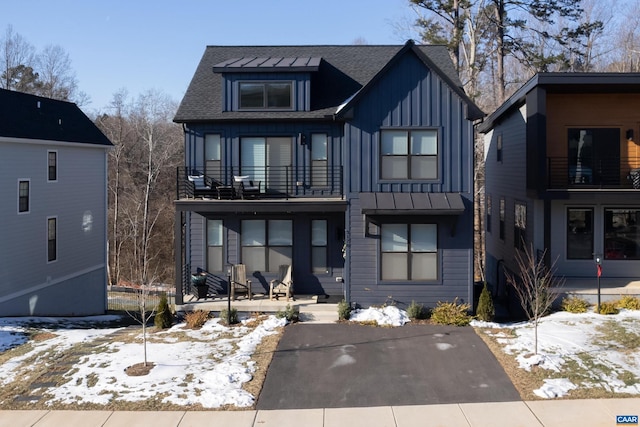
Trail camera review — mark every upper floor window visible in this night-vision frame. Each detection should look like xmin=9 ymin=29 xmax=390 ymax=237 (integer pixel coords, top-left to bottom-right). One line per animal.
xmin=486 ymin=194 xmax=492 ymax=233
xmin=380 ymin=129 xmax=438 ymax=180
xmin=514 ymin=202 xmax=527 ymax=250
xmin=311 ymin=133 xmax=328 ymax=187
xmin=499 ymin=197 xmax=505 ymax=241
xmin=239 ymin=81 xmax=292 ymax=110
xmin=18 ymin=180 xmax=30 ymax=213
xmin=496 ymin=134 xmax=503 ymax=162
xmin=48 ymin=151 xmax=57 ymax=181
xmin=205 ymin=134 xmax=221 ymax=180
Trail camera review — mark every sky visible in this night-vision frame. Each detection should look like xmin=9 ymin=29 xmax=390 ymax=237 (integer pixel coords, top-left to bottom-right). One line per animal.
xmin=2 ymin=0 xmax=416 ymax=114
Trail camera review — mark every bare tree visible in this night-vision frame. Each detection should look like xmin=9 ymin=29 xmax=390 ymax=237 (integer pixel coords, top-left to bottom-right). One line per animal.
xmin=0 ymin=25 xmax=35 ymax=90
xmin=126 ymin=284 xmax=157 ymax=367
xmin=505 ymin=244 xmax=564 ymax=354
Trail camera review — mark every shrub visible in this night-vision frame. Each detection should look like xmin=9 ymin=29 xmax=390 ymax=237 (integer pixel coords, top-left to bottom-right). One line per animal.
xmin=598 ymin=301 xmax=619 ymax=315
xmin=476 ymin=283 xmax=495 ymax=322
xmin=154 ymin=294 xmax=174 ymax=329
xmin=337 ymin=300 xmax=351 ymax=321
xmin=617 ymin=295 xmax=640 ymax=310
xmin=185 ymin=310 xmax=210 ymax=329
xmin=407 ymin=300 xmax=428 ymax=320
xmin=561 ymin=296 xmax=590 ymax=313
xmin=430 ymin=298 xmax=472 ymax=326
xmin=220 ymin=307 xmax=239 ymax=325
xmin=276 ymin=304 xmax=300 ymax=323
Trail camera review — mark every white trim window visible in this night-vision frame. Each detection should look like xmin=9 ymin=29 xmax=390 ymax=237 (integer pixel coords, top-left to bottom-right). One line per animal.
xmin=48 ymin=150 xmax=57 ymax=182
xmin=381 ymin=224 xmax=438 ymax=281
xmin=18 ymin=179 xmax=30 ymax=213
xmin=47 ymin=216 xmax=57 ymax=263
xmin=311 ymin=219 xmax=328 ymax=274
xmin=311 ymin=133 xmax=328 ymax=187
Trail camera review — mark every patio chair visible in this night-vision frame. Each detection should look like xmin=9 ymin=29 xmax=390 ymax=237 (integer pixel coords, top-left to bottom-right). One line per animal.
xmin=188 ymin=172 xmax=217 ymax=198
xmin=230 ymin=264 xmax=252 ymax=300
xmin=269 ymin=264 xmax=293 ymax=301
xmin=234 ymin=175 xmax=261 ymax=199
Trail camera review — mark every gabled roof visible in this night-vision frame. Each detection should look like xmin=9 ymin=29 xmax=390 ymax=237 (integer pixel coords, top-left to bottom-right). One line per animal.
xmin=0 ymin=89 xmax=112 ymax=146
xmin=478 ymin=72 xmax=640 ymax=133
xmin=174 ymin=41 xmax=482 ymax=123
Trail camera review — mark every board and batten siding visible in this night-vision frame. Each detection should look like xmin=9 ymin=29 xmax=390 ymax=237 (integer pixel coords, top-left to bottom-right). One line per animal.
xmin=0 ymin=140 xmax=108 ymax=316
xmin=343 ymin=50 xmax=475 ymax=308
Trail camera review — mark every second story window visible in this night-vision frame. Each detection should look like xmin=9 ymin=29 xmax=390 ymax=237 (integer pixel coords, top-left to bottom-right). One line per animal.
xmin=496 ymin=134 xmax=503 ymax=162
xmin=311 ymin=133 xmax=328 ymax=187
xmin=205 ymin=134 xmax=221 ymax=180
xmin=499 ymin=197 xmax=505 ymax=241
xmin=381 ymin=129 xmax=438 ymax=180
xmin=18 ymin=180 xmax=30 ymax=213
xmin=486 ymin=194 xmax=492 ymax=233
xmin=48 ymin=151 xmax=57 ymax=181
xmin=239 ymin=81 xmax=292 ymax=110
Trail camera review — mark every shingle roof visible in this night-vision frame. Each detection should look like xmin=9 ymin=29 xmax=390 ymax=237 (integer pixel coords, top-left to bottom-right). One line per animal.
xmin=174 ymin=42 xmax=481 ymax=123
xmin=0 ymin=89 xmax=112 ymax=146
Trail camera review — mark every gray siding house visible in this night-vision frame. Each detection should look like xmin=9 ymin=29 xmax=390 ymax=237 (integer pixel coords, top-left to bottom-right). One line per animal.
xmin=479 ymin=73 xmax=640 ymax=306
xmin=174 ymin=41 xmax=482 ymax=309
xmin=0 ymin=89 xmax=112 ymax=316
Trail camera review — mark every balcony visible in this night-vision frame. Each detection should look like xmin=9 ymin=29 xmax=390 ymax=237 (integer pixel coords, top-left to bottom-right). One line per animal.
xmin=547 ymin=157 xmax=640 ymax=190
xmin=176 ymin=166 xmax=343 ymax=200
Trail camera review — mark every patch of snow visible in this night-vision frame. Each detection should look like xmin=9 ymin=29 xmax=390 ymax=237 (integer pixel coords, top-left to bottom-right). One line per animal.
xmin=349 ymin=306 xmax=410 ymax=326
xmin=534 ymin=378 xmax=577 ymax=398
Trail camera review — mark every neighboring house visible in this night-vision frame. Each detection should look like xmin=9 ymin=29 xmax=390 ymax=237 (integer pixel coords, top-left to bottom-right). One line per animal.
xmin=0 ymin=89 xmax=112 ymax=316
xmin=173 ymin=40 xmax=482 ymax=309
xmin=479 ymin=73 xmax=640 ymax=303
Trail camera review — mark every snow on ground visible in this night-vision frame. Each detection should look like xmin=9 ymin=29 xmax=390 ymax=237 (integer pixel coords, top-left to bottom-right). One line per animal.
xmin=472 ymin=309 xmax=640 ymax=398
xmin=0 ymin=315 xmax=286 ymax=408
xmin=349 ymin=305 xmax=410 ymax=326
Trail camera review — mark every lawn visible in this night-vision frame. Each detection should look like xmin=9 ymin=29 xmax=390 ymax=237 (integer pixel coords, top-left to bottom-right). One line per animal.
xmin=0 ymin=314 xmax=285 ymax=410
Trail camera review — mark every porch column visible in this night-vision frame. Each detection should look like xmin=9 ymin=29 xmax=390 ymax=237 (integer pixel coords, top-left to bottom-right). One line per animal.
xmin=174 ymin=209 xmax=184 ymax=305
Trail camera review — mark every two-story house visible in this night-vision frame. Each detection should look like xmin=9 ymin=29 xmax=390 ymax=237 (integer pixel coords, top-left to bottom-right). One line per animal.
xmin=173 ymin=40 xmax=482 ymax=309
xmin=480 ymin=73 xmax=640 ymax=306
xmin=0 ymin=89 xmax=112 ymax=316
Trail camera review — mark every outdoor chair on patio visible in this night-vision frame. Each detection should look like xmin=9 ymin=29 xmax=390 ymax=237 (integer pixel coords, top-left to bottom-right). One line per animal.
xmin=269 ymin=264 xmax=293 ymax=301
xmin=234 ymin=175 xmax=261 ymax=199
xmin=230 ymin=264 xmax=252 ymax=300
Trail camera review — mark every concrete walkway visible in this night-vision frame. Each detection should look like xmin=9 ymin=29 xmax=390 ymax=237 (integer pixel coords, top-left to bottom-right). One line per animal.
xmin=3 ymin=398 xmax=639 ymax=426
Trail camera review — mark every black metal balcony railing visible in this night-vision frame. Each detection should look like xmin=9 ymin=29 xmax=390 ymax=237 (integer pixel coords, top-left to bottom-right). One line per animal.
xmin=547 ymin=157 xmax=640 ymax=189
xmin=176 ymin=166 xmax=344 ymax=200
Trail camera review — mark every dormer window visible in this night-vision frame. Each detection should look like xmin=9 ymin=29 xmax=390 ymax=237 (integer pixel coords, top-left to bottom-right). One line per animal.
xmin=239 ymin=81 xmax=293 ymax=110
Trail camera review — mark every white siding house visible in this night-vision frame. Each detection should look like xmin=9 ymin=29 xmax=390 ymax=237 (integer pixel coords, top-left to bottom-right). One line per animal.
xmin=0 ymin=89 xmax=112 ymax=316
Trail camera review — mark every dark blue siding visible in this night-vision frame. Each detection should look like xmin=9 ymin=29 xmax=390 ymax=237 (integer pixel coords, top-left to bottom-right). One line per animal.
xmin=343 ymin=49 xmax=475 ymax=309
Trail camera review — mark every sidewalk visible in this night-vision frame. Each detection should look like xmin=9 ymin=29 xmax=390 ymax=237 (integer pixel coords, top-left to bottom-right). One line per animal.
xmin=3 ymin=398 xmax=639 ymax=427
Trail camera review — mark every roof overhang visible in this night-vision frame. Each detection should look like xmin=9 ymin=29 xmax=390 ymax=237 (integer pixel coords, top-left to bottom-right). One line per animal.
xmin=360 ymin=192 xmax=466 ymax=216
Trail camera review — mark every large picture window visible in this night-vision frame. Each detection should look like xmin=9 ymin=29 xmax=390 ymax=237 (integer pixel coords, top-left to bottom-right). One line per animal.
xmin=380 ymin=129 xmax=438 ymax=180
xmin=381 ymin=224 xmax=437 ymax=281
xmin=241 ymin=137 xmax=292 ymax=191
xmin=241 ymin=219 xmax=292 ymax=273
xmin=207 ymin=219 xmax=223 ymax=272
xmin=604 ymin=209 xmax=640 ymax=260
xmin=567 ymin=208 xmax=593 ymax=259
xmin=239 ymin=81 xmax=292 ymax=110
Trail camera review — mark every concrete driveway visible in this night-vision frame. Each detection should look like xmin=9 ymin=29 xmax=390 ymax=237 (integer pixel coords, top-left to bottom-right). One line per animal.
xmin=256 ymin=323 xmax=520 ymax=410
